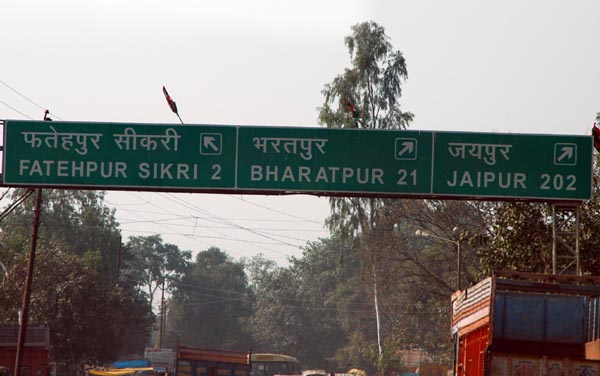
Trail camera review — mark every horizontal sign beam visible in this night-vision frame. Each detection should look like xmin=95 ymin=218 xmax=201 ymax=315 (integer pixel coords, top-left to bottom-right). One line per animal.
xmin=2 ymin=120 xmax=593 ymax=201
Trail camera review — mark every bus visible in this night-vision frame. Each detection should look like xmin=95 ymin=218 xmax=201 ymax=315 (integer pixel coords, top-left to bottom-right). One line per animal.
xmin=250 ymin=354 xmax=301 ymax=376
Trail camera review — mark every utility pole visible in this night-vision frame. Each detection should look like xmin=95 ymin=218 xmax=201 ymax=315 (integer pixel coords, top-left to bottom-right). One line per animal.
xmin=13 ymin=189 xmax=42 ymax=376
xmin=14 ymin=111 xmax=49 ymax=376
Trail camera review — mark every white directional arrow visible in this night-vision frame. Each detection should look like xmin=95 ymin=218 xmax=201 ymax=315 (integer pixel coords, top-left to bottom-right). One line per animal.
xmin=203 ymin=136 xmax=219 ymax=152
xmin=557 ymin=145 xmax=574 ymax=162
xmin=398 ymin=141 xmax=414 ymax=157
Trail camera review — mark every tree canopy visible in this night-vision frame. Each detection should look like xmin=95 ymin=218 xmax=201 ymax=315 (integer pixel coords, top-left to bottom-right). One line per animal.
xmin=166 ymin=247 xmax=253 ymax=350
xmin=318 ymin=21 xmax=413 ymax=130
xmin=0 ymin=189 xmax=153 ymax=376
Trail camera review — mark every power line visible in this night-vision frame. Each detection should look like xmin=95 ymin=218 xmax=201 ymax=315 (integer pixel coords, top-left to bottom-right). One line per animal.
xmin=0 ymin=98 xmax=34 ymax=120
xmin=110 ymin=205 xmax=326 ymax=224
xmin=119 ymin=192 xmax=221 ymax=252
xmin=0 ymin=189 xmax=35 ymax=223
xmin=0 ymin=79 xmax=323 ymax=263
xmin=160 ymin=193 xmax=300 ymax=247
xmin=232 ymin=195 xmax=325 ymax=225
xmin=156 ymin=193 xmax=298 ymax=257
xmin=119 ymin=192 xmax=288 ymax=260
xmin=0 ymin=79 xmax=63 ymax=120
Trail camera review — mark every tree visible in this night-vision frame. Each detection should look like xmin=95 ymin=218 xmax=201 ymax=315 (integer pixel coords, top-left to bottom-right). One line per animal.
xmin=318 ymin=19 xmax=414 ymax=231
xmin=125 ymin=235 xmax=191 ymax=308
xmin=479 ymin=202 xmax=552 ymax=274
xmin=478 ymin=154 xmax=600 ymax=276
xmin=294 ymin=239 xmax=367 ymax=370
xmin=0 ymin=189 xmax=154 ymax=374
xmin=366 ymin=199 xmax=489 ymax=366
xmin=0 ymin=248 xmax=153 ymax=376
xmin=318 ymin=21 xmax=413 ymax=131
xmin=292 ymin=238 xmax=373 ymax=372
xmin=248 ymin=260 xmax=300 ymax=354
xmin=475 ymin=113 xmax=600 ymax=275
xmin=246 ymin=240 xmax=376 ymax=372
xmin=318 ymin=19 xmax=414 ymax=254
xmin=124 ymin=235 xmax=191 ymax=348
xmin=0 ymin=190 xmax=122 ymax=287
xmin=166 ymin=247 xmax=252 ymax=349
xmin=317 ymin=21 xmax=414 ymax=363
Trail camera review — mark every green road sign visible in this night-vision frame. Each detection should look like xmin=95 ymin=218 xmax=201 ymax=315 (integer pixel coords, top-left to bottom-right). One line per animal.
xmin=236 ymin=126 xmax=433 ymax=194
xmin=2 ymin=120 xmax=593 ymax=201
xmin=3 ymin=121 xmax=238 ymax=190
xmin=431 ymin=132 xmax=592 ymax=200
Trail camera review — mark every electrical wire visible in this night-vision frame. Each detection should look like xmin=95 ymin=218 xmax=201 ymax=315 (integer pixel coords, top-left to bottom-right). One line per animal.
xmin=158 ymin=193 xmax=300 ymax=248
xmin=0 ymin=189 xmax=35 ymax=223
xmin=118 ymin=192 xmax=286 ymax=260
xmin=0 ymin=81 xmax=326 ymax=264
xmin=232 ymin=195 xmax=324 ymax=225
xmin=153 ymin=192 xmax=299 ymax=257
xmin=0 ymin=79 xmax=63 ymax=120
xmin=0 ymin=98 xmax=34 ymax=120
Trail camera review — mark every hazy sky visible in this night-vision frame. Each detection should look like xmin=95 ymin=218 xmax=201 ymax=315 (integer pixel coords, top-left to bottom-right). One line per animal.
xmin=1 ymin=0 xmax=599 ymax=264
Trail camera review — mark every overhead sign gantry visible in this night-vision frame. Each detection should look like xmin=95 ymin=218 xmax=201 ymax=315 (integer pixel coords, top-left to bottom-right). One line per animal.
xmin=2 ymin=120 xmax=593 ymax=201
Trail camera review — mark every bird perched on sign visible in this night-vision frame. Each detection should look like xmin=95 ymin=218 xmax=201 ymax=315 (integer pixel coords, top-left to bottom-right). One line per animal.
xmin=43 ymin=109 xmax=52 ymax=121
xmin=163 ymin=86 xmax=184 ymax=124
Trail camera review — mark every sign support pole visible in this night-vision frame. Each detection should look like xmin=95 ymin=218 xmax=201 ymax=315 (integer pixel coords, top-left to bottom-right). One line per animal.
xmin=14 ymin=113 xmax=49 ymax=376
xmin=552 ymin=203 xmax=581 ymax=275
xmin=13 ymin=188 xmax=42 ymax=376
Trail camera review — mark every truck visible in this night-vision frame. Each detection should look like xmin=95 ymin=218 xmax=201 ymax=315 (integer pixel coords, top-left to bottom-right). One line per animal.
xmin=451 ymin=271 xmax=600 ymax=376
xmin=175 ymin=345 xmax=251 ymax=376
xmin=0 ymin=324 xmax=50 ymax=376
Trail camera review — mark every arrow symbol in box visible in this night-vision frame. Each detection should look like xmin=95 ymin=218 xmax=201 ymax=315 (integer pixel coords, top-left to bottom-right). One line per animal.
xmin=200 ymin=133 xmax=222 ymax=155
xmin=395 ymin=138 xmax=417 ymax=160
xmin=204 ymin=136 xmax=218 ymax=151
xmin=554 ymin=143 xmax=577 ymax=166
xmin=557 ymin=146 xmax=573 ymax=162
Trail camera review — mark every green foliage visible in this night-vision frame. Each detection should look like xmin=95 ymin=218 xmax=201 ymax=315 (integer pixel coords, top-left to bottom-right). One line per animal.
xmin=480 ymin=202 xmax=552 ymax=274
xmin=289 ymin=239 xmax=365 ymax=370
xmin=125 ymin=235 xmax=191 ymax=307
xmin=0 ymin=189 xmax=153 ymax=374
xmin=318 ymin=21 xmax=413 ymax=130
xmin=0 ymin=248 xmax=153 ymax=375
xmin=366 ymin=342 xmax=404 ymax=374
xmin=367 ymin=199 xmax=489 ymax=366
xmin=166 ymin=247 xmax=253 ymax=350
xmin=246 ymin=239 xmax=376 ymax=372
xmin=1 ymin=189 xmax=122 ymax=287
xmin=318 ymin=21 xmax=414 ymax=255
xmin=477 ymin=155 xmax=600 ymax=276
xmin=248 ymin=257 xmax=300 ymax=353
xmin=316 ymin=22 xmax=431 ymax=370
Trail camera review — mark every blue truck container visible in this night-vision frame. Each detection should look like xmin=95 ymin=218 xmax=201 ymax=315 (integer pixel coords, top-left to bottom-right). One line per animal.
xmin=451 ymin=271 xmax=600 ymax=376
